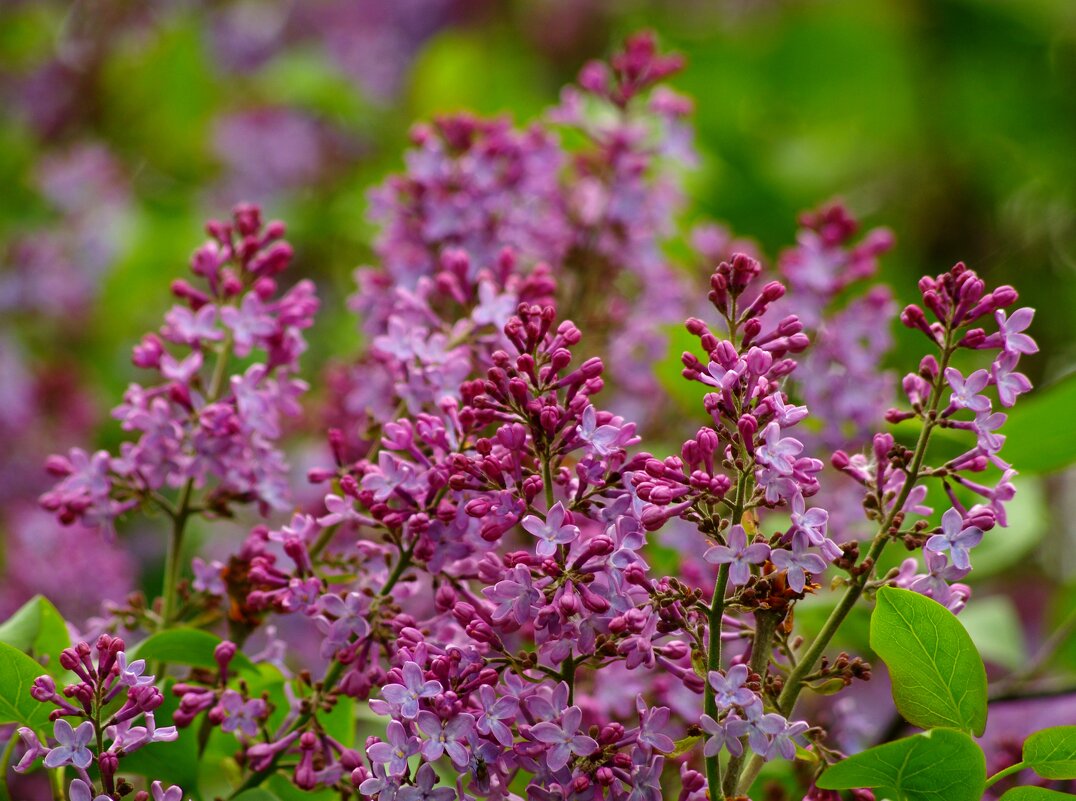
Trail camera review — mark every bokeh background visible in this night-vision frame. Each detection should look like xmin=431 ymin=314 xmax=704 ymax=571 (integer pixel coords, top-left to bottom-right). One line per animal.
xmin=1 ymin=0 xmax=1074 ymax=758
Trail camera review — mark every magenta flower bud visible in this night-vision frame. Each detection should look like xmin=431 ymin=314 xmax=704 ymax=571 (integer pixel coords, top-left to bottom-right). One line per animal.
xmin=919 ymin=354 xmax=939 ymax=377
xmin=685 ymin=317 xmax=708 ymax=336
xmin=557 ymin=584 xmax=578 ymax=615
xmin=98 ymin=751 xmax=118 ymax=780
xmin=214 ymin=641 xmax=237 ymax=677
xmin=578 ymin=584 xmax=610 ymax=613
xmin=466 ymin=620 xmax=496 ymax=644
xmin=132 ymin=334 xmax=164 ymax=369
xmin=434 ymin=583 xmax=457 ymax=612
xmin=901 ymin=304 xmax=934 ymax=337
xmin=306 ymin=467 xmax=334 ymax=484
xmin=873 ymin=433 xmax=895 ymax=462
xmin=43 ymin=454 xmax=73 ymax=477
xmin=452 ymin=603 xmax=476 ymax=626
xmin=549 ymin=349 xmax=572 ymax=373
xmin=660 ymin=641 xmax=689 ymax=659
xmin=596 ymin=767 xmax=615 ymax=786
xmin=31 ymin=675 xmax=56 ymax=702
xmin=737 ymin=414 xmax=758 ymax=448
xmin=831 ymin=450 xmax=850 ymax=470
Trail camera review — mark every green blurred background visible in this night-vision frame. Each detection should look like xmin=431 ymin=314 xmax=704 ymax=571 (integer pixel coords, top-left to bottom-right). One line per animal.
xmin=0 ymin=0 xmax=1074 ymax=676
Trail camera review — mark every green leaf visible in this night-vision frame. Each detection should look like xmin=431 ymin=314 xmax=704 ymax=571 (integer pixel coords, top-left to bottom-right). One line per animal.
xmin=0 ymin=595 xmax=71 ymax=676
xmin=870 ymin=586 xmax=988 ymax=735
xmin=128 ymin=629 xmax=257 ymax=673
xmin=999 ymin=789 xmax=1076 ymax=800
xmin=1001 ymin=373 xmax=1076 ymax=474
xmin=958 ymin=596 xmax=1026 ymax=669
xmin=817 ymin=728 xmax=985 ymax=801
xmin=1024 ymin=725 xmax=1076 ymax=780
xmin=232 ymin=791 xmax=284 ymax=801
xmin=0 ymin=642 xmax=53 ymax=729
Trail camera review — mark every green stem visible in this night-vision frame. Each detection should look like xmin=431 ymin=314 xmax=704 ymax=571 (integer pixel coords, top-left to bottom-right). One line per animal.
xmin=0 ymin=731 xmax=17 ymax=801
xmin=702 ymin=563 xmax=731 ymax=800
xmin=735 ymin=335 xmax=956 ymax=796
xmin=159 ymin=479 xmax=194 ymax=633
xmin=562 ymin=654 xmax=575 ymax=705
xmin=984 ymin=761 xmax=1028 ymax=789
xmin=723 ymin=611 xmax=779 ymax=796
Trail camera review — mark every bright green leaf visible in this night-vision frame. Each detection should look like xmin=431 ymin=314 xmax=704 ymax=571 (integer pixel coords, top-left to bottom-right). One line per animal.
xmin=870 ymin=586 xmax=988 ymax=735
xmin=999 ymin=789 xmax=1076 ymax=800
xmin=1025 ymin=725 xmax=1076 ymax=780
xmin=0 ymin=642 xmax=53 ymax=729
xmin=817 ymin=728 xmax=985 ymax=801
xmin=128 ymin=629 xmax=256 ymax=674
xmin=0 ymin=595 xmax=70 ymax=677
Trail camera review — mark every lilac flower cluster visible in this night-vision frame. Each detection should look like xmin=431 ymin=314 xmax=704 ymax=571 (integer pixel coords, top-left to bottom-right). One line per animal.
xmin=339 ymin=32 xmax=695 ymax=437
xmin=17 ymin=636 xmax=185 ymax=801
xmin=40 ymin=204 xmax=318 ymax=530
xmin=19 ymin=32 xmax=1044 ymax=801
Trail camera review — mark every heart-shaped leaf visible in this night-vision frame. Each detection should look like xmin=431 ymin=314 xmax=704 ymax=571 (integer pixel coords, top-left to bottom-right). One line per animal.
xmin=870 ymin=586 xmax=988 ymax=735
xmin=1024 ymin=725 xmax=1076 ymax=780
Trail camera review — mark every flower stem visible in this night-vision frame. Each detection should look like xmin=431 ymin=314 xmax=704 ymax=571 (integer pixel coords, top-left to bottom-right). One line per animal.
xmin=984 ymin=761 xmax=1028 ymax=789
xmin=702 ymin=563 xmax=730 ymax=800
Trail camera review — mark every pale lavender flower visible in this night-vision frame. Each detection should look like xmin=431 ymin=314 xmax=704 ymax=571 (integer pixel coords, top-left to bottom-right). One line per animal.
xmin=755 ymin=422 xmax=803 ymax=476
xmin=700 ymin=713 xmax=744 ymax=757
xmin=218 ymin=690 xmax=267 ymax=737
xmin=706 ymin=664 xmax=757 ymax=710
xmin=577 ymin=405 xmax=621 ymax=457
xmin=521 ymin=502 xmax=580 ymax=558
xmin=484 ymin=564 xmax=541 ymax=626
xmin=398 ymin=763 xmax=455 ymax=801
xmin=116 ymin=651 xmax=154 ymax=687
xmin=69 ymin=780 xmax=111 ymax=801
xmin=992 ymin=352 xmax=1031 ymax=407
xmin=635 ymin=696 xmax=675 ymax=753
xmin=43 ymin=719 xmax=94 ymax=769
xmin=476 ymin=685 xmax=519 ymax=748
xmin=151 ymin=781 xmax=184 ymax=801
xmin=191 ymin=557 xmax=226 ymax=595
xmin=381 ymin=662 xmax=442 ymax=719
xmin=416 ymin=710 xmax=475 ymax=765
xmin=764 ymin=720 xmax=810 ymax=760
xmin=703 ymin=525 xmax=769 ymax=586
xmin=925 ymin=508 xmax=983 ymax=571
xmin=770 ymin=535 xmax=827 ymax=593
xmin=945 ymin=367 xmax=991 ymax=412
xmin=366 ymin=720 xmax=421 ymax=777
xmin=972 ymin=411 xmax=1006 ymax=454
xmin=529 ymin=706 xmax=598 ymax=771
xmin=993 ymin=307 xmax=1037 ymax=355
xmin=362 ymin=452 xmax=417 ymax=502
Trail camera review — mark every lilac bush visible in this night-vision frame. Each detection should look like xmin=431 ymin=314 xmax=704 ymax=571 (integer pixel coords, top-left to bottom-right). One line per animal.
xmin=4 ymin=31 xmax=1070 ymax=801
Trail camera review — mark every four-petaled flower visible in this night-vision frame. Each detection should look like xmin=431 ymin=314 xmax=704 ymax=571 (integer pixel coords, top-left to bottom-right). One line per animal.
xmin=218 ymin=690 xmax=267 ymax=738
xmin=476 ymin=685 xmax=519 ymax=747
xmin=707 ymin=665 xmax=758 ymax=710
xmin=699 ymin=713 xmax=744 ymax=758
xmin=521 ymin=502 xmax=580 ymax=558
xmin=992 ymin=352 xmax=1031 ymax=407
xmin=69 ymin=780 xmax=111 ymax=801
xmin=366 ymin=720 xmax=422 ymax=777
xmin=945 ymin=367 xmax=991 ymax=413
xmin=925 ymin=507 xmax=983 ymax=571
xmin=704 ymin=525 xmax=770 ymax=586
xmin=770 ymin=535 xmax=828 ymax=593
xmin=994 ymin=307 xmax=1037 ymax=355
xmin=577 ymin=405 xmax=622 ymax=456
xmin=398 ymin=763 xmax=456 ymax=801
xmin=381 ymin=662 xmax=443 ymax=719
xmin=755 ymin=422 xmax=803 ymax=476
xmin=484 ymin=564 xmax=541 ymax=626
xmin=529 ymin=705 xmax=598 ymax=771
xmin=43 ymin=719 xmax=94 ymax=769
xmin=416 ymin=711 xmax=476 ymax=765
xmin=116 ymin=651 xmax=154 ymax=687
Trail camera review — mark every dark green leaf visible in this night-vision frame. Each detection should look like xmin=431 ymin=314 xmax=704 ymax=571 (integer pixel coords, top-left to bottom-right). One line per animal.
xmin=817 ymin=728 xmax=985 ymax=801
xmin=128 ymin=629 xmax=256 ymax=673
xmin=0 ymin=642 xmax=53 ymax=729
xmin=0 ymin=595 xmax=71 ymax=676
xmin=1025 ymin=725 xmax=1076 ymax=780
xmin=999 ymin=789 xmax=1076 ymax=800
xmin=870 ymin=586 xmax=988 ymax=735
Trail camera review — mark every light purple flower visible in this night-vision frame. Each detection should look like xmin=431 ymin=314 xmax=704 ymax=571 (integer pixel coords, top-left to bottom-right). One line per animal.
xmin=726 ymin=708 xmax=787 ymax=758
xmin=577 ymin=405 xmax=621 ymax=456
xmin=704 ymin=525 xmax=769 ymax=586
xmin=362 ymin=452 xmax=417 ymax=502
xmin=992 ymin=352 xmax=1031 ymax=407
xmin=755 ymin=422 xmax=803 ymax=476
xmin=381 ymin=661 xmax=442 ymax=719
xmin=994 ymin=307 xmax=1037 ymax=355
xmin=416 ymin=710 xmax=475 ymax=765
xmin=700 ymin=713 xmax=744 ymax=758
xmin=69 ymin=780 xmax=111 ymax=801
xmin=925 ymin=507 xmax=983 ymax=571
xmin=151 ymin=781 xmax=184 ymax=801
xmin=521 ymin=502 xmax=580 ymax=558
xmin=790 ymin=493 xmax=829 ymax=546
xmin=972 ymin=410 xmax=1006 ymax=454
xmin=909 ymin=551 xmax=970 ymax=609
xmin=483 ymin=564 xmax=541 ymax=626
xmin=43 ymin=719 xmax=94 ymax=769
xmin=317 ymin=591 xmax=371 ymax=657
xmin=769 ymin=393 xmax=808 ymax=426
xmin=945 ymin=367 xmax=991 ymax=413
xmin=635 ymin=696 xmax=675 ymax=753
xmin=476 ymin=684 xmax=519 ymax=747
xmin=770 ymin=535 xmax=827 ymax=593
xmin=398 ymin=763 xmax=455 ymax=801
xmin=366 ymin=720 xmax=421 ymax=777
xmin=764 ymin=720 xmax=810 ymax=760
xmin=191 ymin=557 xmax=226 ymax=595
xmin=529 ymin=705 xmax=598 ymax=771
xmin=218 ymin=690 xmax=267 ymax=737
xmin=706 ymin=664 xmax=757 ymax=710
xmin=116 ymin=651 xmax=154 ymax=687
